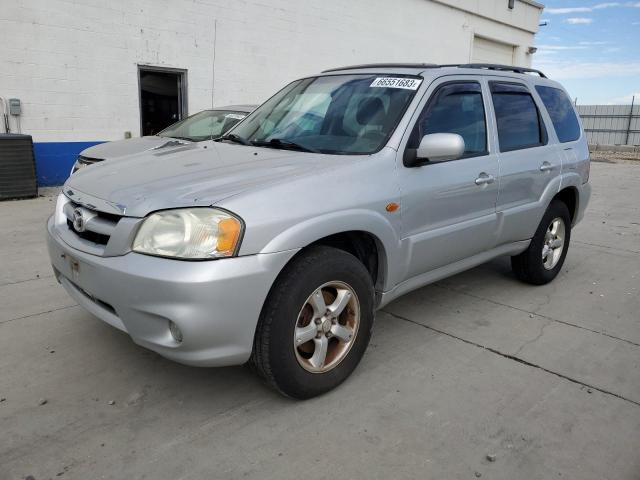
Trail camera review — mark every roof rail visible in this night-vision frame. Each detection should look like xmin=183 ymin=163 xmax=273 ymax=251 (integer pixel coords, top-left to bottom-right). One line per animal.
xmin=448 ymin=63 xmax=547 ymax=78
xmin=322 ymin=63 xmax=439 ymax=73
xmin=321 ymin=63 xmax=547 ymax=78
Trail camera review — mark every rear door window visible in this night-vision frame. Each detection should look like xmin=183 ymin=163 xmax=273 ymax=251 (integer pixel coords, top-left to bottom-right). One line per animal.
xmin=535 ymin=85 xmax=581 ymax=143
xmin=490 ymin=82 xmax=547 ymax=152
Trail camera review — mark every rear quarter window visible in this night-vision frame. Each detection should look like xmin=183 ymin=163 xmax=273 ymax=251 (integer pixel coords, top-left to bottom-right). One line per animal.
xmin=535 ymin=85 xmax=581 ymax=143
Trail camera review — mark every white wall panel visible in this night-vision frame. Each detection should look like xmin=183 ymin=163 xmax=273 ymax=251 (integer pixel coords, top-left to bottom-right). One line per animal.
xmin=0 ymin=0 xmax=540 ymax=142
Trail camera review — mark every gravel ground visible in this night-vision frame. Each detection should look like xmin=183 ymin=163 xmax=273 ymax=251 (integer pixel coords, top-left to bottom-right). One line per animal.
xmin=590 ymin=150 xmax=640 ymax=164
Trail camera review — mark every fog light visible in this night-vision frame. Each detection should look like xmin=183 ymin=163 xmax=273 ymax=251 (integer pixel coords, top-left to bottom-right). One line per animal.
xmin=169 ymin=321 xmax=183 ymax=343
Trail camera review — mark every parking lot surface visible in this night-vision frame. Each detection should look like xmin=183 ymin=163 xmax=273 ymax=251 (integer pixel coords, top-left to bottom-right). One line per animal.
xmin=1 ymin=162 xmax=639 ymax=480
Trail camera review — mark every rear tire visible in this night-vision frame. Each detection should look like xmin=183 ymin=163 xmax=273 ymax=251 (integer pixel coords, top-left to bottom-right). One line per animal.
xmin=511 ymin=200 xmax=571 ymax=285
xmin=251 ymin=246 xmax=375 ymax=399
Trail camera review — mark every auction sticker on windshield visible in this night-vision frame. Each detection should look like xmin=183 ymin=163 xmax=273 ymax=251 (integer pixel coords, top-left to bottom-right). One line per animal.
xmin=370 ymin=77 xmax=422 ymax=90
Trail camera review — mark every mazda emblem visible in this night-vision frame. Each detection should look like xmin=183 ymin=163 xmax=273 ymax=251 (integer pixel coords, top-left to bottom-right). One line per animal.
xmin=72 ymin=208 xmax=86 ymax=232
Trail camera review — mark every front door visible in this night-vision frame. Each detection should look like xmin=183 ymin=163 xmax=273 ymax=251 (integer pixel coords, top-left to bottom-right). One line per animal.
xmin=397 ymin=77 xmax=499 ymax=280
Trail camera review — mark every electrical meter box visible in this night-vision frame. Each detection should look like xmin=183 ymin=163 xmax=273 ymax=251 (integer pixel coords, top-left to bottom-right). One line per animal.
xmin=9 ymin=98 xmax=21 ymax=116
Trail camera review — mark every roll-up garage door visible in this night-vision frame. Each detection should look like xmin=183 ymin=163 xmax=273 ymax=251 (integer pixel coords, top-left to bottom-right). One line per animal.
xmin=472 ymin=36 xmax=515 ymax=65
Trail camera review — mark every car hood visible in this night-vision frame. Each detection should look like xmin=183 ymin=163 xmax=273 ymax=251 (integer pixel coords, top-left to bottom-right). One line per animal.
xmin=65 ymin=142 xmax=351 ymax=217
xmin=81 ymin=136 xmax=193 ymax=160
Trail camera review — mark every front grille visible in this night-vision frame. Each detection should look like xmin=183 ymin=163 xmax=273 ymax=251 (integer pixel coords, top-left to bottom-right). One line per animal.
xmin=63 ymin=200 xmax=121 ymax=247
xmin=66 ymin=219 xmax=110 ymax=245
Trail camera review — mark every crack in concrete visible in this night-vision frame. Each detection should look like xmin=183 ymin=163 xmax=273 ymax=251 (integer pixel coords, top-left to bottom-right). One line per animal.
xmin=530 ymin=292 xmax=552 ymax=314
xmin=432 ymin=283 xmax=640 ymax=348
xmin=0 ymin=304 xmax=78 ymax=325
xmin=382 ymin=309 xmax=640 ymax=408
xmin=573 ymin=240 xmax=639 ymax=255
xmin=0 ymin=274 xmax=54 ymax=287
xmin=513 ymin=319 xmax=552 ymax=357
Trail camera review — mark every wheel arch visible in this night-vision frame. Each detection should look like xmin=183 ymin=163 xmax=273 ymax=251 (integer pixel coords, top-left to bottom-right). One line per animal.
xmin=308 ymin=230 xmax=388 ymax=293
xmin=553 ymin=186 xmax=578 ymax=224
xmin=259 ymin=209 xmax=401 ymax=294
xmin=267 ymin=229 xmax=389 ymax=305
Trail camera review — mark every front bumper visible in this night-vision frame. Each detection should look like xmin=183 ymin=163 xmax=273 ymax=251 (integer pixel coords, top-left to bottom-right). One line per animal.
xmin=47 ymin=216 xmax=298 ymax=367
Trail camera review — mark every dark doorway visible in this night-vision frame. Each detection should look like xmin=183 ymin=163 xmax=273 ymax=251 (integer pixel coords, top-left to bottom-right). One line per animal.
xmin=138 ymin=67 xmax=187 ymax=136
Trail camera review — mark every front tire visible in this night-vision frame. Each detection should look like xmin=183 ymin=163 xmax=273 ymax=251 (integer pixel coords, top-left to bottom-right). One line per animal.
xmin=511 ymin=199 xmax=571 ymax=285
xmin=251 ymin=246 xmax=375 ymax=399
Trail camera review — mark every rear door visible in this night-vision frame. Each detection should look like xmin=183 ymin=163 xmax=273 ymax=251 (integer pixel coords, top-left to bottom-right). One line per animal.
xmin=397 ymin=76 xmax=499 ymax=280
xmin=486 ymin=79 xmax=561 ymax=244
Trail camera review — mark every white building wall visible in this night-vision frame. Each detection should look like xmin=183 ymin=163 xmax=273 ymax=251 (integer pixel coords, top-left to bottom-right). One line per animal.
xmin=0 ymin=0 xmax=541 ymax=145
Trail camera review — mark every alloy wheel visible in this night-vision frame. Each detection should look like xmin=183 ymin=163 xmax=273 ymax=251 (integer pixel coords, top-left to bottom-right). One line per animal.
xmin=542 ymin=217 xmax=566 ymax=270
xmin=293 ymin=281 xmax=360 ymax=373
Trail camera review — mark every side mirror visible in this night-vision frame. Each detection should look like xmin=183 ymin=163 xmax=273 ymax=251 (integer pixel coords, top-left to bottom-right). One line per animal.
xmin=405 ymin=133 xmax=465 ymax=167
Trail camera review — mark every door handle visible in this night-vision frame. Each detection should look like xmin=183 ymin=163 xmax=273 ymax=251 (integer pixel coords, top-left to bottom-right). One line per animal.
xmin=475 ymin=173 xmax=495 ymax=186
xmin=540 ymin=162 xmax=554 ymax=172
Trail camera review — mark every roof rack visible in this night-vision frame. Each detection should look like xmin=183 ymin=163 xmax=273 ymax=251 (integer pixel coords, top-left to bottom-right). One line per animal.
xmin=453 ymin=63 xmax=547 ymax=78
xmin=322 ymin=63 xmax=439 ymax=73
xmin=321 ymin=62 xmax=547 ymax=78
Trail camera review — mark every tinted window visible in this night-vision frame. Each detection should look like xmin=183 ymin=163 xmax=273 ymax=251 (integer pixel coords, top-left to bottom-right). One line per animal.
xmin=536 ymin=86 xmax=581 ymax=143
xmin=409 ymin=82 xmax=487 ymax=156
xmin=490 ymin=82 xmax=547 ymax=152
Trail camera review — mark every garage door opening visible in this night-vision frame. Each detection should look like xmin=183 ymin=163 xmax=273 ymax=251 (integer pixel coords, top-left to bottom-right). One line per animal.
xmin=472 ymin=36 xmax=515 ymax=66
xmin=138 ymin=66 xmax=187 ymax=136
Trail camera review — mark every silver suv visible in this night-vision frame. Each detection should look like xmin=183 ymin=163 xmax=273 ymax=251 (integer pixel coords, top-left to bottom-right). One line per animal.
xmin=47 ymin=63 xmax=591 ymax=398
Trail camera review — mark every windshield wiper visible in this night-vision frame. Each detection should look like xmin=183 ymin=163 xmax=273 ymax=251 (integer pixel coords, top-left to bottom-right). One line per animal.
xmin=158 ymin=135 xmax=194 ymax=142
xmin=215 ymin=133 xmax=252 ymax=145
xmin=251 ymin=138 xmax=319 ymax=153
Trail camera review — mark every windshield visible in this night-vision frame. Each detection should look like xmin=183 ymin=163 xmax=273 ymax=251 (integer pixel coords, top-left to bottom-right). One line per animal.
xmin=159 ymin=110 xmax=248 ymax=141
xmin=228 ymin=74 xmax=422 ymax=154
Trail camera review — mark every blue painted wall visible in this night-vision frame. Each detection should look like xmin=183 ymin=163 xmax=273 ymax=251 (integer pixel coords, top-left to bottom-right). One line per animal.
xmin=33 ymin=141 xmax=104 ymax=186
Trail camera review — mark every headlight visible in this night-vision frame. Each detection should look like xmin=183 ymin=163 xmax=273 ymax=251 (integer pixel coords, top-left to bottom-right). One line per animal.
xmin=132 ymin=208 xmax=243 ymax=259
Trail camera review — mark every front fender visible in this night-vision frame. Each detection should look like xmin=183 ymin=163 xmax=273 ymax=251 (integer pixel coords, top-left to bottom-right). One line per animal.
xmin=260 ymin=209 xmax=403 ymax=292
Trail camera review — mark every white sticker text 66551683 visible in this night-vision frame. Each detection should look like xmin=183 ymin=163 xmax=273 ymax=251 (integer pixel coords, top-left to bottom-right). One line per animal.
xmin=370 ymin=77 xmax=422 ymax=90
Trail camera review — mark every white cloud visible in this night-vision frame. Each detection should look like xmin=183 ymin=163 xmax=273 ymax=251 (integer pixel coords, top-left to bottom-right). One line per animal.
xmin=565 ymin=17 xmax=594 ymax=24
xmin=578 ymin=41 xmax=609 ymax=45
xmin=605 ymin=91 xmax=640 ymax=104
xmin=535 ymin=61 xmax=640 ymax=80
xmin=537 ymin=44 xmax=588 ymax=50
xmin=593 ymin=2 xmax=622 ymax=8
xmin=545 ymin=2 xmax=640 ymax=13
xmin=546 ymin=7 xmax=595 ymax=14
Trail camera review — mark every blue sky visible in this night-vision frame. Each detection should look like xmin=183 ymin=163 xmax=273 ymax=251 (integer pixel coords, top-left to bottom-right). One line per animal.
xmin=533 ymin=1 xmax=640 ymax=104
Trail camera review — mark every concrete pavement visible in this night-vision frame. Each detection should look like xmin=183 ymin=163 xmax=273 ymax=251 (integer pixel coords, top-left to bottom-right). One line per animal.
xmin=1 ymin=162 xmax=638 ymax=480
